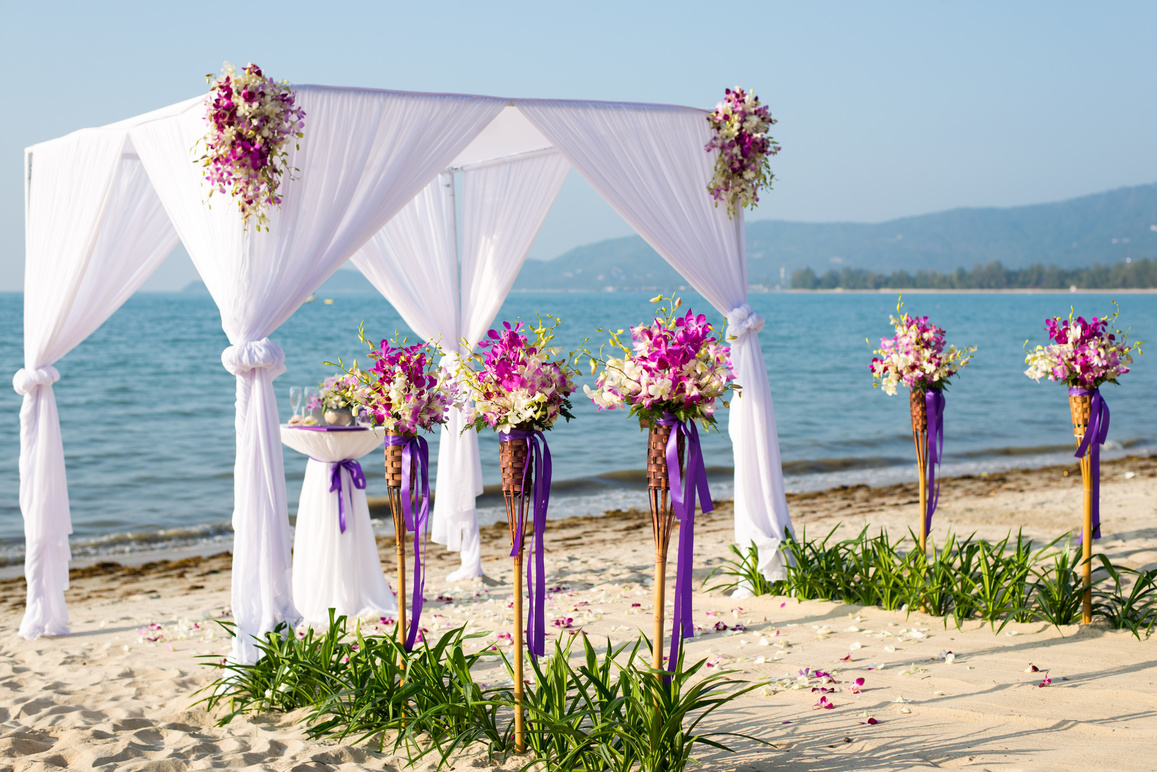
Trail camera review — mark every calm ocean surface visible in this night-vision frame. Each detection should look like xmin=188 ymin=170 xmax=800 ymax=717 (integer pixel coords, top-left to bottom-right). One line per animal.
xmin=0 ymin=289 xmax=1154 ymax=566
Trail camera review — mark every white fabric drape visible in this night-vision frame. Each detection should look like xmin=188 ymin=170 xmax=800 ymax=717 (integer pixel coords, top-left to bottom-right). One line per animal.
xmin=351 ymin=174 xmax=486 ymax=577
xmin=516 ymin=100 xmax=792 ymax=580
xmin=131 ymin=87 xmax=505 ymax=662
xmin=353 ymin=153 xmax=570 ymax=580
xmin=17 ymin=135 xmax=179 ymax=639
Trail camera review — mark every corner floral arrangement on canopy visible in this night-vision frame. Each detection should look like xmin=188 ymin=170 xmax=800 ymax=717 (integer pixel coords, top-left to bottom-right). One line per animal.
xmin=197 ymin=61 xmax=306 ymax=230
xmin=454 ymin=318 xmax=578 ymax=753
xmin=870 ymin=297 xmax=975 ymax=551
xmin=331 ymin=328 xmax=455 ymax=651
xmin=705 ymin=86 xmax=780 ymax=217
xmin=586 ymin=296 xmax=736 ymax=676
xmin=1024 ymin=306 xmax=1141 ymax=623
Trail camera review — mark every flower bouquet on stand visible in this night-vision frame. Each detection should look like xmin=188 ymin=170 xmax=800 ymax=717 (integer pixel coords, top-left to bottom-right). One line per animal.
xmin=870 ymin=298 xmax=975 ymax=554
xmin=1025 ymin=305 xmax=1141 ymax=623
xmin=455 ymin=318 xmax=578 ymax=753
xmin=586 ymin=296 xmax=736 ymax=676
xmin=332 ymin=327 xmax=455 ymax=652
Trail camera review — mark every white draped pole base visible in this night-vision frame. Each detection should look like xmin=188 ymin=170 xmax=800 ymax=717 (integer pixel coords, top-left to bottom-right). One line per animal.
xmin=432 ymin=406 xmax=486 ymax=582
xmin=726 ymin=304 xmax=790 ymax=585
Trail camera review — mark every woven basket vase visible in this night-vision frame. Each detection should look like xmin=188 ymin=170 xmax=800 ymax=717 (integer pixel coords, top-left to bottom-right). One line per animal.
xmin=909 ymin=390 xmax=928 ymax=438
xmin=1069 ymin=392 xmax=1092 ymax=449
xmin=646 ymin=421 xmax=686 ymax=559
xmin=384 ymin=432 xmax=417 ymax=491
xmin=500 ymin=425 xmax=534 ymax=548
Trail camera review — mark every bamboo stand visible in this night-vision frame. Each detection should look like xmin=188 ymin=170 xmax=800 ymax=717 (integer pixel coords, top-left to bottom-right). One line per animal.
xmin=385 ymin=433 xmax=415 ymax=657
xmin=1070 ymin=394 xmax=1094 ymax=625
xmin=500 ymin=431 xmax=532 ymax=754
xmin=910 ymin=391 xmax=929 ymax=554
xmin=646 ymin=423 xmax=685 ymax=674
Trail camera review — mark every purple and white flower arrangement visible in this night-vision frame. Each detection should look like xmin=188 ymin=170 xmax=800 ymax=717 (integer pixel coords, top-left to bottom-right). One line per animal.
xmin=870 ymin=299 xmax=974 ymax=396
xmin=333 ymin=328 xmax=454 ymax=434
xmin=1024 ymin=306 xmax=1140 ymax=389
xmin=455 ymin=318 xmax=578 ymax=433
xmin=318 ymin=373 xmax=364 ymax=412
xmin=705 ymin=87 xmax=780 ymax=217
xmin=585 ymin=296 xmax=736 ymax=427
xmin=198 ymin=62 xmax=305 ymax=230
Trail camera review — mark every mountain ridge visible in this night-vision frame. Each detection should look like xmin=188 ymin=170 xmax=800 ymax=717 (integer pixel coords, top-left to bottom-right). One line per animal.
xmin=513 ymin=182 xmax=1157 ymax=290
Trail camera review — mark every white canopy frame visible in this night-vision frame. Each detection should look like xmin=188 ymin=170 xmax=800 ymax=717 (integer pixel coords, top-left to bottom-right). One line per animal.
xmin=17 ymin=84 xmax=793 ymax=661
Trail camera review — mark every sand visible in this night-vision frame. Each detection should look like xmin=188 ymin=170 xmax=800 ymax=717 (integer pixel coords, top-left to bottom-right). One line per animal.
xmin=1 ymin=455 xmax=1155 ymax=771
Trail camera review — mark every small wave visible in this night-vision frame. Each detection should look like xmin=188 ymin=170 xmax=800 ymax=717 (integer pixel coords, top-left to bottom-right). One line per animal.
xmin=0 ymin=521 xmax=235 ymax=568
xmin=781 ymin=456 xmax=910 ymax=475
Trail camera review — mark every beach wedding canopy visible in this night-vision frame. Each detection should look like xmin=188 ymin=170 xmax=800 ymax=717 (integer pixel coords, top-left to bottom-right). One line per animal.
xmin=17 ymin=84 xmax=793 ymax=662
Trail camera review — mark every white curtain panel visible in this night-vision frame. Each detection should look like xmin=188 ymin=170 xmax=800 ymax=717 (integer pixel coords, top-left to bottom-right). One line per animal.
xmin=353 ymin=152 xmax=569 ymax=580
xmin=516 ymin=100 xmax=792 ymax=580
xmin=130 ymin=87 xmax=504 ymax=663
xmin=351 ymin=175 xmax=488 ymax=578
xmin=17 ymin=135 xmax=179 ymax=639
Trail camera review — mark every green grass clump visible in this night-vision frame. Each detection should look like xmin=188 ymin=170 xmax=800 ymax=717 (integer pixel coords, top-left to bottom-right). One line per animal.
xmin=199 ymin=614 xmax=769 ymax=771
xmin=707 ymin=529 xmax=1157 ymax=637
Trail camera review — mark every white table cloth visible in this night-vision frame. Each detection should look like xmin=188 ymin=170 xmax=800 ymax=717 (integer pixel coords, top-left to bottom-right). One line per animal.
xmin=280 ymin=425 xmax=396 ymax=626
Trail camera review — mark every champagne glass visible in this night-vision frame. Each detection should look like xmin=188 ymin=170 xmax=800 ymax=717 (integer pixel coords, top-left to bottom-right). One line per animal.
xmin=289 ymin=386 xmax=303 ymax=419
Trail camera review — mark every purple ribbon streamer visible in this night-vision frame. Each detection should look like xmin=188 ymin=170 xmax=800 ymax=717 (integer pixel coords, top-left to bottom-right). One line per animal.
xmin=1069 ymin=387 xmax=1110 ymax=541
xmin=655 ymin=414 xmax=714 ymax=674
xmin=924 ymin=389 xmax=945 ymax=535
xmin=325 ymin=458 xmax=367 ymax=534
xmin=498 ymin=429 xmax=551 ymax=660
xmin=383 ymin=434 xmax=431 ymax=651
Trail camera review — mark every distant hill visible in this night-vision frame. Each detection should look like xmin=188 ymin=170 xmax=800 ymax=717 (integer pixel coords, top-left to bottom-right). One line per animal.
xmin=512 ymin=183 xmax=1157 ymax=291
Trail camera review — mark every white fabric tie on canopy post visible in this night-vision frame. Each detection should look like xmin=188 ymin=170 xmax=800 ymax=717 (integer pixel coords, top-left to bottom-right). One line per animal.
xmin=130 ymin=87 xmax=506 ymax=663
xmin=17 ymin=132 xmax=179 ymax=639
xmin=516 ymin=99 xmax=793 ymax=583
xmin=353 ymin=151 xmax=570 ymax=580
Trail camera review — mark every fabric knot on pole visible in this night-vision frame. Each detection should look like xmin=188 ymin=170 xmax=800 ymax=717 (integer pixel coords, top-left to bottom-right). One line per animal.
xmin=726 ymin=303 xmax=765 ymax=339
xmin=12 ymin=366 xmax=60 ymax=396
xmin=220 ymin=339 xmax=287 ymax=377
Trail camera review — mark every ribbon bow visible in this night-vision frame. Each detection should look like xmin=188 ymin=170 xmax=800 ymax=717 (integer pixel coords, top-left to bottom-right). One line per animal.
xmin=655 ymin=414 xmax=714 ymax=672
xmin=1070 ymin=387 xmax=1110 ymax=540
xmin=383 ymin=434 xmax=431 ymax=650
xmin=326 ymin=458 xmax=367 ymax=534
xmin=498 ymin=428 xmax=552 ymax=660
xmin=924 ymin=389 xmax=946 ymax=534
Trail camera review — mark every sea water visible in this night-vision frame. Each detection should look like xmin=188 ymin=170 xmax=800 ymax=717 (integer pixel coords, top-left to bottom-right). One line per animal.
xmin=0 ymin=289 xmax=1153 ymax=567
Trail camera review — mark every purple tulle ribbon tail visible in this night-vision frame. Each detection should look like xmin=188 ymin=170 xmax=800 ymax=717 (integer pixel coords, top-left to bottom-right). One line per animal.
xmin=1070 ymin=387 xmax=1110 ymax=541
xmin=326 ymin=458 xmax=367 ymax=534
xmin=656 ymin=414 xmax=714 ymax=675
xmin=924 ymin=389 xmax=945 ymax=535
xmin=384 ymin=434 xmax=431 ymax=651
xmin=499 ymin=429 xmax=551 ymax=660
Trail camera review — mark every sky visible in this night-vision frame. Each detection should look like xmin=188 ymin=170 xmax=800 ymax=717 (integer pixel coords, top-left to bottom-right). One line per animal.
xmin=1 ymin=0 xmax=1154 ymax=291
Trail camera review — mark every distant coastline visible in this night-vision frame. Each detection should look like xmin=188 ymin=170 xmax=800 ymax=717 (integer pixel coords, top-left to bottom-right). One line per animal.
xmin=791 ymin=258 xmax=1157 ymax=292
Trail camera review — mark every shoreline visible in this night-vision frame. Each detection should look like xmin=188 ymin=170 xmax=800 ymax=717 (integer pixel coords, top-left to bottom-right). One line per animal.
xmin=3 ymin=453 xmax=1153 ymax=588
